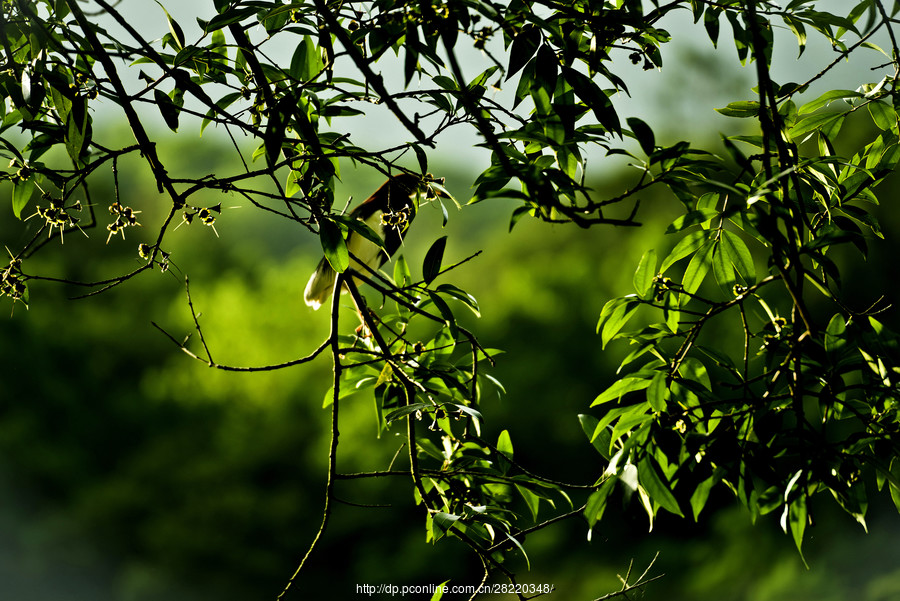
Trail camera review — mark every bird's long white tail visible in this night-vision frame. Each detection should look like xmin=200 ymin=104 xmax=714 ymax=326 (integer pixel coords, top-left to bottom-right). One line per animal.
xmin=303 ymin=257 xmax=336 ymax=310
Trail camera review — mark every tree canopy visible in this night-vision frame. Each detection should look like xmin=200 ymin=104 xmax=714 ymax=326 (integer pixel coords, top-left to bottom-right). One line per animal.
xmin=2 ymin=0 xmax=900 ymax=599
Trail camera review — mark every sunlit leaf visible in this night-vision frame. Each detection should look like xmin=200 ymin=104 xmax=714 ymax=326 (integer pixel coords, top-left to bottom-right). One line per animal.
xmin=646 ymin=371 xmax=668 ymax=412
xmin=319 ymin=218 xmax=348 ymax=273
xmin=597 ymin=297 xmax=641 ymax=348
xmin=593 ymin=377 xmax=652 ymax=406
xmin=660 ymin=231 xmax=709 ymax=273
xmin=682 ymin=240 xmax=714 ymax=294
xmin=715 ymin=101 xmax=760 ymax=118
xmin=633 ymin=249 xmax=657 ymax=296
xmin=720 ymin=230 xmax=756 ymax=284
xmin=12 ymin=177 xmax=34 ymax=219
xmin=393 ymin=254 xmax=411 ymax=286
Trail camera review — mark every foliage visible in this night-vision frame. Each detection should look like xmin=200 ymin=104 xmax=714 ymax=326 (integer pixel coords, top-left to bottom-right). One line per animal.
xmin=1 ymin=0 xmax=900 ymax=599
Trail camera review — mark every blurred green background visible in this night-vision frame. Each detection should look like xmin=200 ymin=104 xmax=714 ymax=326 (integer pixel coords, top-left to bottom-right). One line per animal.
xmin=2 ymin=4 xmax=900 ymax=600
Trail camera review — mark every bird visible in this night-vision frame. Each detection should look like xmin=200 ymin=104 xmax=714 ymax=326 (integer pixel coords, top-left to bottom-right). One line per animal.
xmin=304 ymin=173 xmax=445 ymax=310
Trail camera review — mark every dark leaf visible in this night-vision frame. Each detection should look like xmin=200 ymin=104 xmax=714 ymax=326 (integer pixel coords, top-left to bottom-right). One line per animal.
xmin=264 ymin=100 xmax=287 ymax=167
xmin=563 ymin=66 xmax=620 ymax=135
xmin=638 ymin=457 xmax=684 ymax=517
xmin=413 ymin=145 xmax=427 ymax=174
xmin=154 ymin=89 xmax=180 ymax=131
xmin=423 ymin=235 xmax=447 ymax=284
xmin=627 ymin=116 xmax=656 ymax=155
xmin=507 ymin=25 xmax=541 ymax=80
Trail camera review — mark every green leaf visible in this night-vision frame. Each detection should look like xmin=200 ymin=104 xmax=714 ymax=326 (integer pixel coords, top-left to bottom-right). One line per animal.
xmin=889 ymin=458 xmax=900 ymax=514
xmin=597 ymin=297 xmax=640 ymax=349
xmin=679 ymin=357 xmax=712 ymax=390
xmin=868 ymin=100 xmax=897 ymax=131
xmin=666 ymin=209 xmax=718 ymax=233
xmin=592 ymin=377 xmax=652 ymax=406
xmin=633 ymin=249 xmax=657 ymax=296
xmin=578 ymin=414 xmax=612 ymax=459
xmin=431 ymin=512 xmax=460 ymax=538
xmin=782 ymin=14 xmax=807 ymax=56
xmin=433 ymin=75 xmax=458 ymax=91
xmin=200 ymin=91 xmax=241 ymax=135
xmin=497 ymin=429 xmax=514 ymax=460
xmin=610 ymin=403 xmax=654 ymax=444
xmin=319 ymin=218 xmax=349 ymax=273
xmin=427 ymin=290 xmax=456 ymax=333
xmin=712 ymin=242 xmax=737 ymax=292
xmin=585 ymin=479 xmax=616 ymax=530
xmin=157 ymin=1 xmax=185 ymax=49
xmin=646 ymin=371 xmax=668 ymax=412
xmin=374 ymin=362 xmax=394 ymax=389
xmin=789 ymin=111 xmax=845 ymax=142
xmin=690 ymin=473 xmax=718 ymax=521
xmin=12 ymin=176 xmax=34 ymax=219
xmin=704 ymin=6 xmax=721 ymax=45
xmin=638 ymin=457 xmax=684 ymax=517
xmin=516 ymin=484 xmax=541 ymax=521
xmin=285 ymin=169 xmax=301 ymax=198
xmin=533 ymin=43 xmax=558 ymax=93
xmin=720 ymin=230 xmax=756 ymax=284
xmin=783 ymin=496 xmax=809 ymax=565
xmin=393 ymin=254 xmax=411 ymax=286
xmin=422 ymin=235 xmax=447 ymax=284
xmin=682 ymin=240 xmax=714 ymax=294
xmin=664 ymin=289 xmax=681 ymax=333
xmin=798 ymin=89 xmax=861 ymax=114
xmin=660 ymin=231 xmax=709 ymax=274
xmin=384 ymin=402 xmax=430 ymax=424
xmin=502 ymin=531 xmax=531 ymax=570
xmin=715 ymin=101 xmax=760 ymax=118
xmin=289 ymin=37 xmax=310 ymax=81
xmin=47 ymin=71 xmax=72 ymax=124
xmin=824 ymin=313 xmax=847 ymax=356
xmin=436 ymin=284 xmax=480 ymax=317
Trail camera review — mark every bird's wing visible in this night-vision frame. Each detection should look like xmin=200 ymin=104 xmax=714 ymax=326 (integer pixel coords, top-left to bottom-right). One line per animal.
xmin=349 ymin=210 xmax=391 ymax=270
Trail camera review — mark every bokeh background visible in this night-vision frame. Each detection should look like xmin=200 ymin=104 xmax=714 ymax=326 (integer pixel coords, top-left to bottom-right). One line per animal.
xmin=1 ymin=3 xmax=900 ymax=600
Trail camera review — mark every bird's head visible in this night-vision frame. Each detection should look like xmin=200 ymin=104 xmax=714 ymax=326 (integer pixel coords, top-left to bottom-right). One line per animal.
xmin=353 ymin=172 xmax=449 ymax=231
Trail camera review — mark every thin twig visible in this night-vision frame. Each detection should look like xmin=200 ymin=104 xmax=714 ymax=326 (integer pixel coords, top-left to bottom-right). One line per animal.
xmin=275 ymin=273 xmax=344 ymax=601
